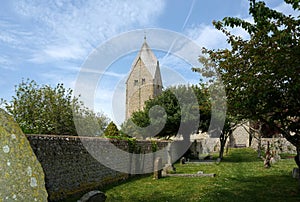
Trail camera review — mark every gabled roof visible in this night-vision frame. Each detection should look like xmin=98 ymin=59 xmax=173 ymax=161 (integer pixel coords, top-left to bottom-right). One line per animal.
xmin=129 ymin=39 xmax=159 ymax=79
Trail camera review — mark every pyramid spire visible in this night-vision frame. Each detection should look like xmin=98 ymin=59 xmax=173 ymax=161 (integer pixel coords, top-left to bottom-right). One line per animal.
xmin=128 ymin=37 xmax=159 ymax=79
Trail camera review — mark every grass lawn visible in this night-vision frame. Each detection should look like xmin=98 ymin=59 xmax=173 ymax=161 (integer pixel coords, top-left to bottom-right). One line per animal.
xmin=103 ymin=148 xmax=300 ymax=202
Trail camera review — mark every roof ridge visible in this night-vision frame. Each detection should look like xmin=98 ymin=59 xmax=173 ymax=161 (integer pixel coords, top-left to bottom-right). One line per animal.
xmin=128 ymin=40 xmax=160 ymax=79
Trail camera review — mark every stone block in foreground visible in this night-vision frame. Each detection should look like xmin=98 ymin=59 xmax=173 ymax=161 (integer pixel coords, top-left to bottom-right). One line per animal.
xmin=0 ymin=109 xmax=48 ymax=201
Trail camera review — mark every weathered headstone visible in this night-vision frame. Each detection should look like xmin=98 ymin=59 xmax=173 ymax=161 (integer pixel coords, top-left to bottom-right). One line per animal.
xmin=153 ymin=157 xmax=162 ymax=179
xmin=162 ymin=142 xmax=176 ymax=175
xmin=270 ymin=157 xmax=276 ymax=164
xmin=292 ymin=168 xmax=299 ymax=179
xmin=0 ymin=109 xmax=48 ymax=201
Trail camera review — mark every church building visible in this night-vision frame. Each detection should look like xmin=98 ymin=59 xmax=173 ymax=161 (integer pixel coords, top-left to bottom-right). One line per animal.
xmin=125 ymin=37 xmax=163 ymax=119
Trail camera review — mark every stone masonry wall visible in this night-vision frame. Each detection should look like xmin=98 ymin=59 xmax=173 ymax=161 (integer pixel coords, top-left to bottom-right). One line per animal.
xmin=250 ymin=137 xmax=297 ymax=154
xmin=126 ymin=58 xmax=154 ymax=119
xmin=26 ymin=134 xmax=169 ymax=201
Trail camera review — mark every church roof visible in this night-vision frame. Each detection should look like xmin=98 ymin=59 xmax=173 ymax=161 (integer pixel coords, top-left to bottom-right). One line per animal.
xmin=130 ymin=39 xmax=159 ymax=79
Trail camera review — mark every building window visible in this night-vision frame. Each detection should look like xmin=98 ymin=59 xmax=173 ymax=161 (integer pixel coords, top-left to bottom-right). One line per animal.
xmin=142 ymin=78 xmax=145 ymax=85
xmin=134 ymin=80 xmax=138 ymax=86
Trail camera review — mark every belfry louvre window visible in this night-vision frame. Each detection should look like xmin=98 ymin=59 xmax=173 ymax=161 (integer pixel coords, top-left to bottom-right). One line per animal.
xmin=134 ymin=80 xmax=138 ymax=86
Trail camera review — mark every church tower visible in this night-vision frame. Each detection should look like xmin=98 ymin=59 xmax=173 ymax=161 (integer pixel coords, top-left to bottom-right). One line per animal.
xmin=125 ymin=37 xmax=163 ymax=119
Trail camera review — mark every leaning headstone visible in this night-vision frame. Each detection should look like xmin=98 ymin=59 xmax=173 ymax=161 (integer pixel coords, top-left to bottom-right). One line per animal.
xmin=78 ymin=190 xmax=106 ymax=202
xmin=153 ymin=157 xmax=162 ymax=179
xmin=162 ymin=142 xmax=176 ymax=176
xmin=0 ymin=109 xmax=48 ymax=201
xmin=292 ymin=168 xmax=299 ymax=179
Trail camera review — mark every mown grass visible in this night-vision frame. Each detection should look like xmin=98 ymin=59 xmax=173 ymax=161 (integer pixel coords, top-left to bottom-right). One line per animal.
xmin=102 ymin=148 xmax=300 ymax=202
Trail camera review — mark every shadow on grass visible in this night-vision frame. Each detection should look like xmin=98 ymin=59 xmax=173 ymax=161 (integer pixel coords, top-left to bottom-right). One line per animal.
xmin=204 ymin=175 xmax=300 ymax=202
xmin=64 ymin=174 xmax=152 ymax=202
xmin=102 ymin=174 xmax=152 ymax=191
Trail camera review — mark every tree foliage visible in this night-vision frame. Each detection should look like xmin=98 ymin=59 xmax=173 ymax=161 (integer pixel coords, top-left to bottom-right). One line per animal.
xmin=104 ymin=121 xmax=120 ymax=137
xmin=3 ymin=79 xmax=109 ymax=135
xmin=194 ymin=53 xmax=237 ymax=159
xmin=196 ymin=0 xmax=299 ymax=153
xmin=121 ymin=85 xmax=211 ymax=139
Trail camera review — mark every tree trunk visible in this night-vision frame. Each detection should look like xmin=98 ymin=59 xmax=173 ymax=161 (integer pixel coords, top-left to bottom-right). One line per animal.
xmin=219 ymin=141 xmax=225 ymax=159
xmin=219 ymin=131 xmax=230 ymax=160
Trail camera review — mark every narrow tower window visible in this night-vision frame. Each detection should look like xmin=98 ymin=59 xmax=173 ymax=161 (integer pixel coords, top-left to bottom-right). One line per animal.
xmin=142 ymin=78 xmax=146 ymax=85
xmin=134 ymin=80 xmax=138 ymax=86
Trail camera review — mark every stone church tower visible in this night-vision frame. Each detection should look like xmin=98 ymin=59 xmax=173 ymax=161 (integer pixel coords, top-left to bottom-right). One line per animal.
xmin=125 ymin=37 xmax=163 ymax=119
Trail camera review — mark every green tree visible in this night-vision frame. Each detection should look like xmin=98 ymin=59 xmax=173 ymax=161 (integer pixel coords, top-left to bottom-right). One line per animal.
xmin=193 ymin=57 xmax=235 ymax=159
xmin=74 ymin=109 xmax=110 ymax=136
xmin=122 ymin=85 xmax=211 ymax=140
xmin=104 ymin=121 xmax=120 ymax=137
xmin=3 ymin=79 xmax=109 ymax=135
xmin=197 ymin=1 xmax=300 ymax=166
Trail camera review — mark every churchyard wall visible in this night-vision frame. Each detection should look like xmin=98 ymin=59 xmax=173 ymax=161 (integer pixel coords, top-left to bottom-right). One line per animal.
xmin=250 ymin=137 xmax=297 ymax=154
xmin=26 ymin=134 xmax=169 ymax=201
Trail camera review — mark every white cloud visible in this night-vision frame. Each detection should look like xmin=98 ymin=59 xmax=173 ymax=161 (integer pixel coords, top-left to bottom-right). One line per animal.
xmin=29 ymin=43 xmax=86 ymax=63
xmin=80 ymin=68 xmax=127 ymax=79
xmin=0 ymin=20 xmax=35 ymax=48
xmin=12 ymin=0 xmax=165 ymax=63
xmin=273 ymin=2 xmax=299 ymax=17
xmin=159 ymin=54 xmax=190 ymax=70
xmin=0 ymin=31 xmax=17 ymax=44
xmin=0 ymin=56 xmax=16 ymax=70
xmin=185 ymin=24 xmax=229 ymax=50
xmin=185 ymin=20 xmax=250 ymax=51
xmin=184 ymin=0 xmax=297 ymax=50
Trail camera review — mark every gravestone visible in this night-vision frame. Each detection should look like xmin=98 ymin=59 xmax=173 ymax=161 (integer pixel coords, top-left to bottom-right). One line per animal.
xmin=292 ymin=168 xmax=299 ymax=179
xmin=0 ymin=109 xmax=48 ymax=201
xmin=153 ymin=157 xmax=162 ymax=179
xmin=180 ymin=157 xmax=186 ymax=165
xmin=270 ymin=157 xmax=276 ymax=164
xmin=162 ymin=142 xmax=176 ymax=175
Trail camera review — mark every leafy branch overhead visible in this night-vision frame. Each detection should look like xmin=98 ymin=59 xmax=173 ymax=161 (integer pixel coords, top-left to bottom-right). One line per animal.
xmin=196 ymin=0 xmax=299 ymax=148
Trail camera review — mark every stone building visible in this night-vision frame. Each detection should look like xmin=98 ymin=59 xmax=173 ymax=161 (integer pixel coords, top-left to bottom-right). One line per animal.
xmin=125 ymin=37 xmax=163 ymax=119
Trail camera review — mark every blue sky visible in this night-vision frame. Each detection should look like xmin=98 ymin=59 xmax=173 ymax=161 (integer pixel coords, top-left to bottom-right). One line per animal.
xmin=0 ymin=0 xmax=297 ymax=125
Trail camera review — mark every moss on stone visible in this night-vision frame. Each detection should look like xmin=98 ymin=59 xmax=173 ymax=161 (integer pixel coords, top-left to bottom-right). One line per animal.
xmin=0 ymin=109 xmax=48 ymax=201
